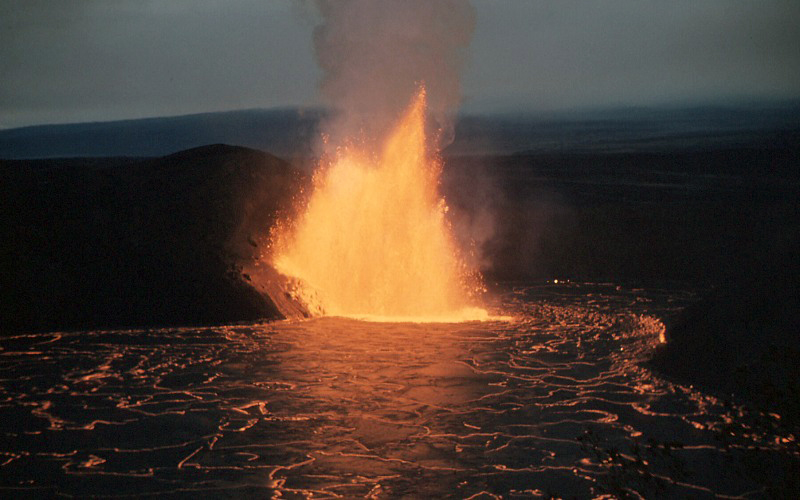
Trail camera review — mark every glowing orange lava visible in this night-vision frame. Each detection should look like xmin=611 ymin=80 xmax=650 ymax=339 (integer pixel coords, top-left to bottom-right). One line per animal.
xmin=271 ymin=89 xmax=487 ymax=322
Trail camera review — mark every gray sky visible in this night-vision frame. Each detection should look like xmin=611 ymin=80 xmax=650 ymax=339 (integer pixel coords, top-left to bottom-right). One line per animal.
xmin=2 ymin=0 xmax=799 ymax=129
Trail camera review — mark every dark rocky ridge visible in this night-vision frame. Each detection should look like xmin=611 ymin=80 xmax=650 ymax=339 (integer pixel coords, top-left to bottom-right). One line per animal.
xmin=1 ymin=144 xmax=308 ymax=333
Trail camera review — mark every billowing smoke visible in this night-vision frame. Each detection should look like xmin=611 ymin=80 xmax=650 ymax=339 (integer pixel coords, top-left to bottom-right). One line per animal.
xmin=309 ymin=0 xmax=475 ymax=151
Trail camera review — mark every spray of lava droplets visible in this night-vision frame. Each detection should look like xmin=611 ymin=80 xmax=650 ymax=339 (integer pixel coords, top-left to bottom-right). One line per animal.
xmin=271 ymin=88 xmax=487 ymax=321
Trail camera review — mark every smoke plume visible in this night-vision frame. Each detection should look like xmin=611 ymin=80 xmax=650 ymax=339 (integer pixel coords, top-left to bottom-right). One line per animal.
xmin=309 ymin=0 xmax=475 ymax=151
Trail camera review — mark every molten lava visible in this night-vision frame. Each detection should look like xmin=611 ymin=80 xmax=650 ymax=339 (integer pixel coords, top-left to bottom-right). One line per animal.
xmin=272 ymin=89 xmax=486 ymax=321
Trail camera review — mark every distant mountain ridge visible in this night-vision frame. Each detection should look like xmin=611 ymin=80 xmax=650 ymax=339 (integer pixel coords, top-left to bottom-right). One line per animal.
xmin=1 ymin=102 xmax=799 ymax=159
xmin=0 ymin=108 xmax=324 ymax=160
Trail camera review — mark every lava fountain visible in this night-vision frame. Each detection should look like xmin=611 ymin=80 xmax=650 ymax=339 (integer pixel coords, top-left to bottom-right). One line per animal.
xmin=272 ymin=88 xmax=487 ymax=322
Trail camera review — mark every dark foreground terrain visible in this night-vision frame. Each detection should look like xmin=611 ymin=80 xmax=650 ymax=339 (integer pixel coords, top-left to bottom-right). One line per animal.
xmin=1 ymin=285 xmax=797 ymax=497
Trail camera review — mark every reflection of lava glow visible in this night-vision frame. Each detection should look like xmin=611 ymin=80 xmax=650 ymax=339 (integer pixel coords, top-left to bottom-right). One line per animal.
xmin=272 ymin=89 xmax=487 ymax=321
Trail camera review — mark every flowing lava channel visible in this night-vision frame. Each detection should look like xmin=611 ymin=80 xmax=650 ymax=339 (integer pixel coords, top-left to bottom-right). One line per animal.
xmin=272 ymin=89 xmax=488 ymax=322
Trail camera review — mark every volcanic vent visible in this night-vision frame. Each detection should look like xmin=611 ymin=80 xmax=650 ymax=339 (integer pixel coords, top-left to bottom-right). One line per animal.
xmin=269 ymin=89 xmax=487 ymax=322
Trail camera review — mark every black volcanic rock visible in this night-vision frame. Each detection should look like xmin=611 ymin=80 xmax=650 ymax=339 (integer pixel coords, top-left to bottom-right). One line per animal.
xmin=1 ymin=144 xmax=307 ymax=333
xmin=650 ymin=229 xmax=800 ymax=428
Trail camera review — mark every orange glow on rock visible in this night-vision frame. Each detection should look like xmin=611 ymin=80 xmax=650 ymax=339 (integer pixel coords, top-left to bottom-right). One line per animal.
xmin=271 ymin=89 xmax=487 ymax=322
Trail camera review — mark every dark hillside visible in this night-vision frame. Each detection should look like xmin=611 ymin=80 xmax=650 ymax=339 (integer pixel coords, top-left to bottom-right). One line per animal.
xmin=0 ymin=109 xmax=322 ymax=159
xmin=1 ymin=145 xmax=305 ymax=333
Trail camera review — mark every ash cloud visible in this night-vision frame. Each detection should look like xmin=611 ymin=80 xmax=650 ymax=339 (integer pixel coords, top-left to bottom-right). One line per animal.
xmin=308 ymin=0 xmax=475 ymax=151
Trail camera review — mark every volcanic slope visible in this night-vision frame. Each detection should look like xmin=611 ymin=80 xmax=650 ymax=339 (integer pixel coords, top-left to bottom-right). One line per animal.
xmin=1 ymin=144 xmax=309 ymax=334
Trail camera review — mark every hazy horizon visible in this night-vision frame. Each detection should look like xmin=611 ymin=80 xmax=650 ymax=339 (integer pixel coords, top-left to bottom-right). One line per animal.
xmin=3 ymin=94 xmax=800 ymax=133
xmin=3 ymin=1 xmax=799 ymax=130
